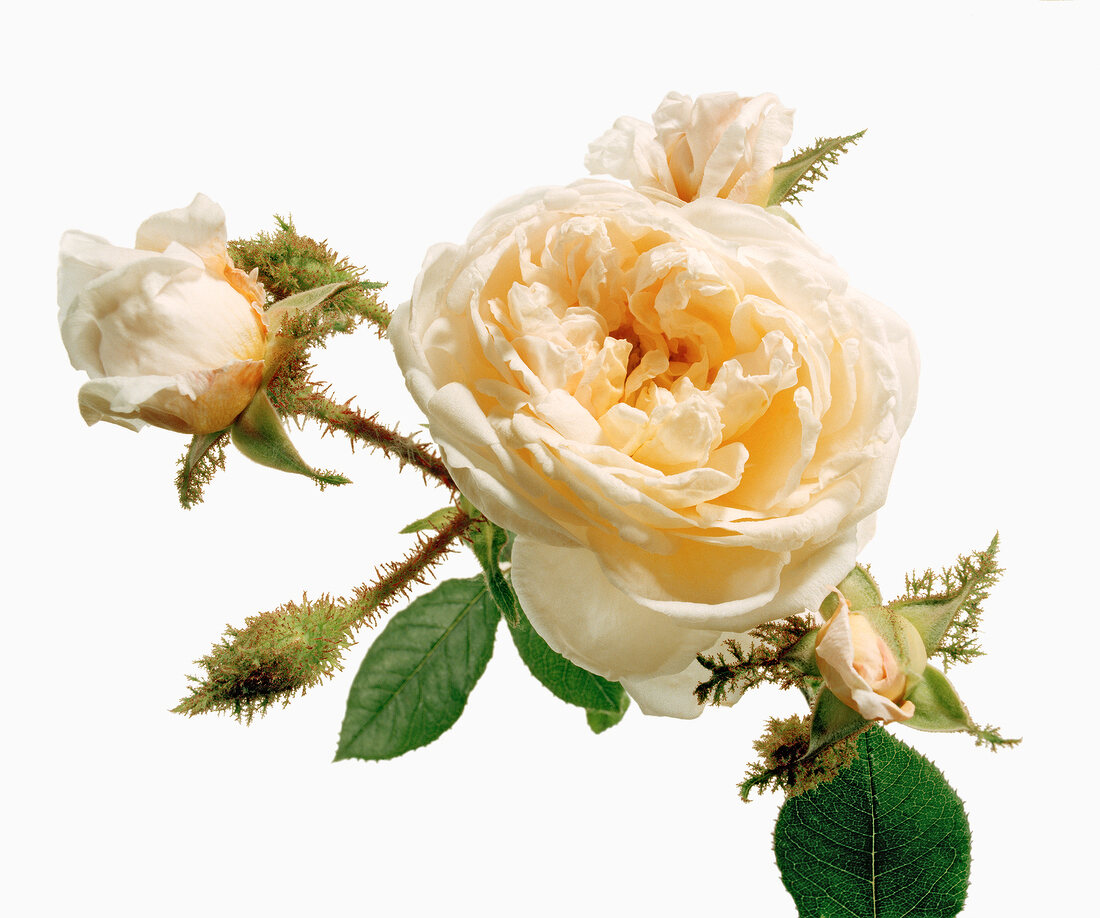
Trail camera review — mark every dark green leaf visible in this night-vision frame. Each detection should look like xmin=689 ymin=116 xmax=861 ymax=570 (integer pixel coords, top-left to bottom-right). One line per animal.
xmin=775 ymin=726 xmax=971 ymax=918
xmin=334 ymin=577 xmax=499 ymax=762
xmin=508 ymin=605 xmax=627 ymax=715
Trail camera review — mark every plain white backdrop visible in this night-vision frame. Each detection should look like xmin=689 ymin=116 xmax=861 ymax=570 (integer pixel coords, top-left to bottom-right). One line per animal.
xmin=5 ymin=1 xmax=1097 ymax=915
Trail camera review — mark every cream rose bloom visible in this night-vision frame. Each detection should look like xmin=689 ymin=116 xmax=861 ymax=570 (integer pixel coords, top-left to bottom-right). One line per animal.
xmin=585 ymin=91 xmax=794 ymax=206
xmin=58 ymin=193 xmax=268 ymax=434
xmin=391 ymin=181 xmax=918 ymax=717
xmin=815 ymin=603 xmax=927 ymax=724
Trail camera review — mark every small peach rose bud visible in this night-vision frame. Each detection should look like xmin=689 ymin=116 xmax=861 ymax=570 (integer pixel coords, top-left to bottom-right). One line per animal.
xmin=815 ymin=600 xmax=927 ymax=724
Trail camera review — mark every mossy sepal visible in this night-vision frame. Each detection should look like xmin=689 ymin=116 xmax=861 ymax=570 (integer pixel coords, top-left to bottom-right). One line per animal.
xmin=230 ymin=389 xmax=349 ymax=488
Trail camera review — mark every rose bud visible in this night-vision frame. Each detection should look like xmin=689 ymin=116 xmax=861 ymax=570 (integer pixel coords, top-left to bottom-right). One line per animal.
xmin=586 ymin=90 xmax=794 ymax=206
xmin=58 ymin=193 xmax=267 ymax=435
xmin=815 ymin=601 xmax=928 ymax=724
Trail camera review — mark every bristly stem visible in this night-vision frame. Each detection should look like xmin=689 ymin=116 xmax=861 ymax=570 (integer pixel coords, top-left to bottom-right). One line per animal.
xmin=287 ymin=389 xmax=455 ymax=489
xmin=346 ymin=506 xmax=474 ymax=629
xmin=173 ymin=507 xmax=475 ymax=720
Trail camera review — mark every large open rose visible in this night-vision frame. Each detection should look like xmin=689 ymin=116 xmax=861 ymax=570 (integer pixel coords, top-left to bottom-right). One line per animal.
xmin=391 ymin=181 xmax=918 ymax=717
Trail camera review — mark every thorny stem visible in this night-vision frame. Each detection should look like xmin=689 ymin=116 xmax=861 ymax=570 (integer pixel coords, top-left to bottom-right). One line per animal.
xmin=289 ymin=390 xmax=455 ymax=489
xmin=345 ymin=506 xmax=474 ymax=630
xmin=171 ymin=507 xmax=476 ymax=720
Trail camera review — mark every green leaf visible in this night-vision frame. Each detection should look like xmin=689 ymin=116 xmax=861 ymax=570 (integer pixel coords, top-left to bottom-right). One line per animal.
xmin=399 ymin=505 xmax=459 ymax=534
xmin=767 ymin=131 xmax=866 ymax=207
xmin=586 ymin=692 xmax=630 ymax=734
xmin=334 ymin=577 xmax=500 ymax=762
xmin=775 ymin=726 xmax=971 ymax=918
xmin=508 ymin=604 xmax=628 ymax=716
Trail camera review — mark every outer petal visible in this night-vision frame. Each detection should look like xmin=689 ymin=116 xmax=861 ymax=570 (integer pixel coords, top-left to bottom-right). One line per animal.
xmin=621 ymin=633 xmax=747 ymax=719
xmin=77 ymin=359 xmax=264 ymax=433
xmin=134 ymin=192 xmax=228 ymax=264
xmin=584 ymin=117 xmax=680 ymax=204
xmin=510 ymin=537 xmax=721 ymax=684
xmin=62 ymin=250 xmax=267 ymax=381
xmin=57 ymin=230 xmax=153 ymax=335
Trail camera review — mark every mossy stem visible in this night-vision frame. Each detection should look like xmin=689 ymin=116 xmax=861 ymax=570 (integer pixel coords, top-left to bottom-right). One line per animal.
xmin=290 ymin=391 xmax=455 ymax=488
xmin=343 ymin=506 xmax=474 ymax=630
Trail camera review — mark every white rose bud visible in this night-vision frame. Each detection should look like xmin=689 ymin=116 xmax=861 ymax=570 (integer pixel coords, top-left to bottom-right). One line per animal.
xmin=815 ymin=602 xmax=928 ymax=724
xmin=391 ymin=181 xmax=918 ymax=718
xmin=585 ymin=91 xmax=795 ymax=206
xmin=58 ymin=193 xmax=268 ymax=434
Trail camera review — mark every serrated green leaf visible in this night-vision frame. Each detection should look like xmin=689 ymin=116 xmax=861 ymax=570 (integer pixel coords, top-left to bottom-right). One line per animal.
xmin=767 ymin=131 xmax=866 ymax=206
xmin=334 ymin=577 xmax=499 ymax=762
xmin=775 ymin=726 xmax=971 ymax=918
xmin=806 ymin=687 xmax=868 ymax=758
xmin=507 ymin=604 xmax=628 ymax=716
xmin=399 ymin=505 xmax=459 ymax=534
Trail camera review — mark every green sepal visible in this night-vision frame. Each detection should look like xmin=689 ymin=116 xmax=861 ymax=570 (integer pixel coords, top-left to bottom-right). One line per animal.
xmin=262 ymin=282 xmax=350 ymax=383
xmin=400 ymin=505 xmax=460 ymax=534
xmin=806 ymin=686 xmax=868 ymax=758
xmin=859 ymin=606 xmax=924 ymax=677
xmin=175 ymin=428 xmax=229 ymax=509
xmin=906 ymin=665 xmax=971 ymax=733
xmin=460 ymin=497 xmax=520 ymax=626
xmin=891 ymin=540 xmax=994 ymax=654
xmin=906 ymin=665 xmax=1018 ymax=747
xmin=230 ymin=390 xmax=350 ymax=487
xmin=836 ymin=565 xmax=883 ymax=611
xmin=778 ymin=631 xmax=820 ymax=679
xmin=766 ymin=131 xmax=866 ymax=206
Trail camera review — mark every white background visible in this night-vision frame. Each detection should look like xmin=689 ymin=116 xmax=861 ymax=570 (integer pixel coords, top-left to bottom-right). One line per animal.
xmin=4 ymin=1 xmax=1097 ymax=915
